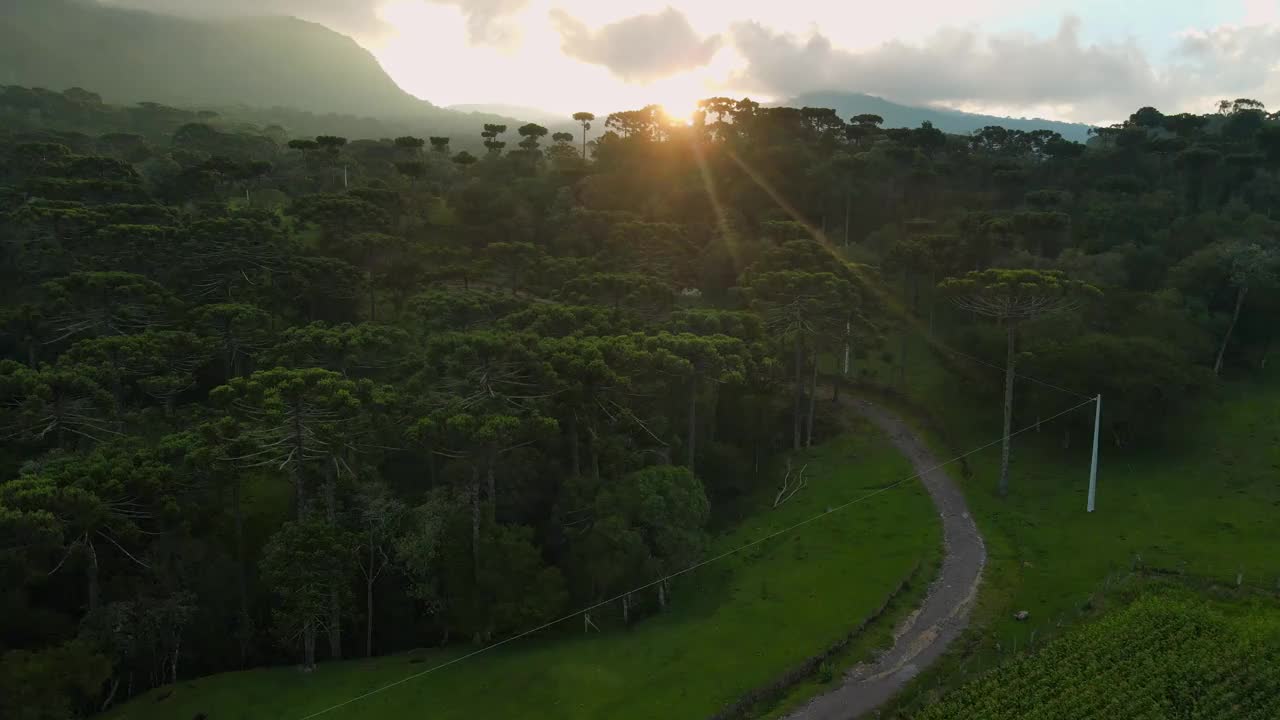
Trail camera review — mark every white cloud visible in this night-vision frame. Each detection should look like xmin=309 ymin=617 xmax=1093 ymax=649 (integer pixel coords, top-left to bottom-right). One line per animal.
xmin=1168 ymin=23 xmax=1280 ymax=116
xmin=551 ymin=7 xmax=722 ymax=82
xmin=1242 ymin=0 xmax=1280 ymax=25
xmin=427 ymin=0 xmax=530 ymax=45
xmin=727 ymin=17 xmax=1176 ymax=123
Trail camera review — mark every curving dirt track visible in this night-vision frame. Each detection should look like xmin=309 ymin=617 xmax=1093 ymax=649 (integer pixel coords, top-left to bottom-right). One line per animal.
xmin=783 ymin=399 xmax=986 ymax=720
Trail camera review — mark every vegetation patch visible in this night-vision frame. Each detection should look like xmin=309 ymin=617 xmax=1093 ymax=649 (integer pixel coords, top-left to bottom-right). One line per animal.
xmin=101 ymin=429 xmax=939 ymax=720
xmin=912 ymin=587 xmax=1280 ymax=720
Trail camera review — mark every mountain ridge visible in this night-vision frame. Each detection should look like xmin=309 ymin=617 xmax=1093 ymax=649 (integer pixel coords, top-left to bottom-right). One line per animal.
xmin=0 ymin=0 xmax=565 ymax=139
xmin=782 ymin=91 xmax=1094 ymax=141
xmin=1 ymin=0 xmax=431 ymax=117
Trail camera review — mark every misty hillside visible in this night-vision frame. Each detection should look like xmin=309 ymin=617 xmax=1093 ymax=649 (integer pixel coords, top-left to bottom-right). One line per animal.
xmin=0 ymin=0 xmax=429 ymax=116
xmin=0 ymin=0 xmax=554 ymax=137
xmin=449 ymin=104 xmax=576 ymax=126
xmin=785 ymin=92 xmax=1094 ymax=142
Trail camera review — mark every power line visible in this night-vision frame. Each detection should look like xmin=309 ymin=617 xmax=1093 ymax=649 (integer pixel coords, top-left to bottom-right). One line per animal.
xmin=936 ymin=344 xmax=1093 ymax=400
xmin=297 ymin=396 xmax=1097 ymax=720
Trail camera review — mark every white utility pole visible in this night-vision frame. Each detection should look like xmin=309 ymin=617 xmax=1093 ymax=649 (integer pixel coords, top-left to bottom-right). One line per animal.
xmin=1087 ymin=394 xmax=1102 ymax=512
xmin=843 ymin=320 xmax=851 ymax=376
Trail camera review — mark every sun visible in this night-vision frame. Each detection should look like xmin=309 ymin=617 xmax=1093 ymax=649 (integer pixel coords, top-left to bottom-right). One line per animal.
xmin=658 ymin=99 xmax=699 ymax=125
xmin=649 ymin=71 xmax=720 ymax=124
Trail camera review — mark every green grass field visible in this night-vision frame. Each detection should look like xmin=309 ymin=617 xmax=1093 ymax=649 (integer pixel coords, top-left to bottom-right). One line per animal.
xmin=865 ymin=332 xmax=1280 ymax=712
xmin=105 ymin=416 xmax=941 ymax=720
xmin=914 ymin=584 xmax=1280 ymax=720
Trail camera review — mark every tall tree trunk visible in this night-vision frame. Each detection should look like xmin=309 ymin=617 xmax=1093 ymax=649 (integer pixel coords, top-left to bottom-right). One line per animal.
xmin=303 ymin=622 xmax=316 ymax=670
xmin=111 ymin=375 xmax=126 ymax=431
xmin=486 ymin=462 xmax=497 ymax=522
xmin=292 ymin=409 xmax=306 ymax=519
xmin=805 ymin=355 xmax=818 ymax=447
xmin=56 ymin=408 xmax=66 ymax=449
xmin=1214 ymin=285 xmax=1248 ymax=376
xmin=998 ymin=323 xmax=1016 ymax=497
xmin=222 ymin=323 xmax=238 ymax=380
xmin=324 ymin=464 xmax=342 ymax=660
xmin=707 ymin=387 xmax=718 ymax=445
xmin=843 ymin=191 xmax=851 ymax=246
xmin=568 ymin=413 xmax=581 ymax=477
xmin=366 ymin=539 xmax=375 ymax=658
xmin=686 ymin=375 xmax=698 ymax=469
xmin=470 ymin=466 xmax=481 ymax=582
xmin=171 ymin=635 xmax=180 ymax=684
xmin=27 ymin=342 xmax=37 ymax=368
xmin=368 ymin=277 xmax=377 ymax=322
xmin=792 ymin=329 xmax=804 ymax=451
xmin=85 ymin=539 xmax=99 ymax=612
xmin=589 ymin=427 xmax=601 ymax=484
xmin=100 ymin=677 xmax=119 ymax=712
xmin=233 ymin=479 xmax=250 ymax=666
xmin=900 ymin=273 xmax=910 ymax=388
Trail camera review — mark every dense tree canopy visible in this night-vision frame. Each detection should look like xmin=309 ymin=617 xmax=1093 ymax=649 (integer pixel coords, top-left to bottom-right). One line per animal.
xmin=1 ymin=85 xmax=1277 ymax=718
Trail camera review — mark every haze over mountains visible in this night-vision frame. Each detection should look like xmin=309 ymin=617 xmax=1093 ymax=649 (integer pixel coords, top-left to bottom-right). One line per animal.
xmin=3 ymin=0 xmax=1092 ymax=141
xmin=783 ymin=93 xmax=1092 ymax=142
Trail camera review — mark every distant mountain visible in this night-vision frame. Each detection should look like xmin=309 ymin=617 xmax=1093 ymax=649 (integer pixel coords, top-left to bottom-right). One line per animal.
xmin=0 ymin=0 xmax=545 ymax=138
xmin=783 ymin=92 xmax=1094 ymax=142
xmin=448 ymin=104 xmax=573 ymax=126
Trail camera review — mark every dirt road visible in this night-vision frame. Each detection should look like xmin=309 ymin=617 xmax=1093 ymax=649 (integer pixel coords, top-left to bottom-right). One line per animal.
xmin=783 ymin=399 xmax=986 ymax=720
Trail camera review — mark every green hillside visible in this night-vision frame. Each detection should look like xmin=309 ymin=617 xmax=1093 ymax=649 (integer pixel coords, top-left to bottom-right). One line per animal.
xmin=1 ymin=0 xmax=426 ymax=117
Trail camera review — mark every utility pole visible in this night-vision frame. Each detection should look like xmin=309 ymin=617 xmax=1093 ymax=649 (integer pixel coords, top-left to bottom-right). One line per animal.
xmin=843 ymin=320 xmax=851 ymax=376
xmin=1087 ymin=394 xmax=1102 ymax=512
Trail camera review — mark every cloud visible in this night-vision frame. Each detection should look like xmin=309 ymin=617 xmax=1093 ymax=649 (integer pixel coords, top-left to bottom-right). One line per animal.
xmin=728 ymin=16 xmax=1176 ymax=123
xmin=95 ymin=0 xmax=392 ymax=35
xmin=1173 ymin=23 xmax=1280 ymax=107
xmin=427 ymin=0 xmax=530 ymax=45
xmin=551 ymin=7 xmax=722 ymax=83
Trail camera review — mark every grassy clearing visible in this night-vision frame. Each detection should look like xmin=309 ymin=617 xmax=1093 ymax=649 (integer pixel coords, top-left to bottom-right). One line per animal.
xmin=760 ymin=550 xmax=943 ymax=719
xmin=859 ymin=332 xmax=1280 ymax=712
xmin=105 ymin=415 xmax=940 ymax=720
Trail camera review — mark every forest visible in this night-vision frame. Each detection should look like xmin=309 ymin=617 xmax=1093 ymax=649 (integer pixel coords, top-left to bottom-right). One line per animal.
xmin=1 ymin=84 xmax=1278 ymax=719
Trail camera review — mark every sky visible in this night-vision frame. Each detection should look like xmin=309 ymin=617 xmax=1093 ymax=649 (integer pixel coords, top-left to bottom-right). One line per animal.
xmin=100 ymin=0 xmax=1280 ymax=125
